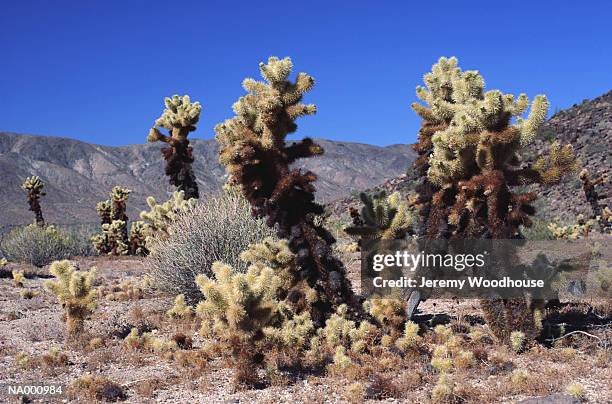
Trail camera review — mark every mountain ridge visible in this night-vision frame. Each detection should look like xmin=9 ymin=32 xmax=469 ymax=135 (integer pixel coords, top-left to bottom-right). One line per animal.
xmin=0 ymin=132 xmax=416 ymax=226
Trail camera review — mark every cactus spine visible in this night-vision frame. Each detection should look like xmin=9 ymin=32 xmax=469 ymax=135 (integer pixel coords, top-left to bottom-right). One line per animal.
xmin=22 ymin=176 xmax=46 ymax=226
xmin=411 ymin=57 xmax=577 ymax=343
xmin=44 ymin=260 xmax=97 ymax=339
xmin=147 ymin=94 xmax=202 ymax=199
xmin=215 ymin=56 xmax=356 ymax=325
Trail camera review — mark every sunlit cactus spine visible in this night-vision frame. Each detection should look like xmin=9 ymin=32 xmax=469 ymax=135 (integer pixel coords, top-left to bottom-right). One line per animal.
xmin=411 ymin=57 xmax=578 ymax=343
xmin=215 ymin=56 xmax=356 ymax=325
xmin=147 ymin=94 xmax=202 ymax=199
xmin=22 ymin=176 xmax=46 ymax=226
xmin=44 ymin=260 xmax=97 ymax=340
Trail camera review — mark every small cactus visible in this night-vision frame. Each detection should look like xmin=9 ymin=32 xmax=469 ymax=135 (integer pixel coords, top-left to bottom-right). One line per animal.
xmin=12 ymin=270 xmax=25 ymax=288
xmin=44 ymin=260 xmax=97 ymax=339
xmin=167 ymin=294 xmax=193 ymax=319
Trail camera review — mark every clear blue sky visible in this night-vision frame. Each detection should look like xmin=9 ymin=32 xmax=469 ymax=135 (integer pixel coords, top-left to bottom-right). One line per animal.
xmin=1 ymin=1 xmax=610 ymax=146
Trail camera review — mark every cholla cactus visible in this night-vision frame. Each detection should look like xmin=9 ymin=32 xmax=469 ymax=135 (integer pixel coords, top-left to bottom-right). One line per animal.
xmin=110 ymin=186 xmax=131 ymax=245
xmin=196 ymin=261 xmax=281 ymax=384
xmin=215 ymin=56 xmax=356 ymax=322
xmin=395 ymin=321 xmax=422 ymax=351
xmin=147 ymin=94 xmax=202 ymax=199
xmin=12 ymin=270 xmax=25 ymax=288
xmin=579 ymin=169 xmax=610 ymax=233
xmin=95 ymin=200 xmax=112 ymax=225
xmin=411 ymin=57 xmax=578 ymax=343
xmin=367 ymin=297 xmax=407 ymax=338
xmin=92 ymin=187 xmax=144 ymax=255
xmin=128 ymin=221 xmax=148 ymax=256
xmin=139 ymin=191 xmax=196 ymax=244
xmin=0 ymin=258 xmax=7 ymax=268
xmin=167 ymin=294 xmax=193 ymax=319
xmin=101 ymin=221 xmax=129 ymax=255
xmin=22 ymin=176 xmax=46 ymax=226
xmin=44 ymin=260 xmax=97 ymax=339
xmin=345 ymin=191 xmax=415 ymax=244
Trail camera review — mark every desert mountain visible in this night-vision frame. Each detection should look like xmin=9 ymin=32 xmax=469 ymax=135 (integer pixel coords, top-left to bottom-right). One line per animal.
xmin=0 ymin=133 xmax=415 ymax=226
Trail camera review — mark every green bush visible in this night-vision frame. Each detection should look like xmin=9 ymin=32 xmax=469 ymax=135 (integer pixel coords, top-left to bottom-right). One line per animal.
xmin=0 ymin=224 xmax=93 ymax=267
xmin=146 ymin=190 xmax=275 ymax=303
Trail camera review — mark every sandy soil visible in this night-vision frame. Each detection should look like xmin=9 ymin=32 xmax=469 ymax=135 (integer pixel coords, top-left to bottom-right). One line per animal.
xmin=0 ymin=256 xmax=610 ymax=403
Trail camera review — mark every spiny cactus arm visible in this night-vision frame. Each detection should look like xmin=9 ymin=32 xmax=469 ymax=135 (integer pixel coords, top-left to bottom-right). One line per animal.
xmin=284 ymin=138 xmax=324 ymax=163
xmin=516 ymin=95 xmax=549 ymax=146
xmin=147 ymin=127 xmax=173 ymax=144
xmin=507 ymin=143 xmax=578 ymax=186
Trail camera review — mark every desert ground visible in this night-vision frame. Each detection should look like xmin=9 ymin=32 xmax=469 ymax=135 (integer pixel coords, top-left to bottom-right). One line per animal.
xmin=1 ymin=255 xmax=610 ymax=404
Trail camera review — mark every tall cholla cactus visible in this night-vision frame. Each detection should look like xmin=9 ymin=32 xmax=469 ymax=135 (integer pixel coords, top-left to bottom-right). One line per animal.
xmin=147 ymin=95 xmax=202 ymax=199
xmin=44 ymin=260 xmax=97 ymax=339
xmin=411 ymin=57 xmax=578 ymax=342
xmin=215 ymin=57 xmax=355 ymax=323
xmin=579 ymin=169 xmax=610 ymax=234
xmin=22 ymin=176 xmax=46 ymax=226
xmin=110 ymin=186 xmax=131 ymax=245
xmin=139 ymin=190 xmax=196 ymax=245
xmin=345 ymin=191 xmax=415 ymax=244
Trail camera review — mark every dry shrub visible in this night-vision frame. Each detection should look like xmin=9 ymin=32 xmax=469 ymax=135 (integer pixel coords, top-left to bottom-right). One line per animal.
xmin=15 ymin=348 xmax=69 ymax=376
xmin=133 ymin=378 xmax=165 ymax=398
xmin=1 ymin=224 xmax=91 ymax=267
xmin=364 ymin=373 xmax=404 ymax=400
xmin=69 ymin=375 xmax=126 ymax=402
xmin=172 ymin=332 xmax=193 ymax=350
xmin=147 ymin=191 xmax=275 ymax=303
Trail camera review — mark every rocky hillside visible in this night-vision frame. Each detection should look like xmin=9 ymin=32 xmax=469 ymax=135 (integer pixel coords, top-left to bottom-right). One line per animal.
xmin=330 ymin=91 xmax=612 ymax=224
xmin=0 ymin=133 xmax=415 ymax=226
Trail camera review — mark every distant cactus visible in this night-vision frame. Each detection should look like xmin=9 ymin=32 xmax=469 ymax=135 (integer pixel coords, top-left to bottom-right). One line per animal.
xmin=215 ymin=56 xmax=356 ymax=323
xmin=128 ymin=221 xmax=148 ymax=256
xmin=147 ymin=94 xmax=202 ymax=199
xmin=345 ymin=191 xmax=415 ymax=245
xmin=411 ymin=57 xmax=578 ymax=343
xmin=12 ymin=270 xmax=25 ymax=288
xmin=44 ymin=260 xmax=97 ymax=339
xmin=22 ymin=176 xmax=46 ymax=226
xmin=579 ymin=169 xmax=610 ymax=233
xmin=92 ymin=186 xmax=146 ymax=255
